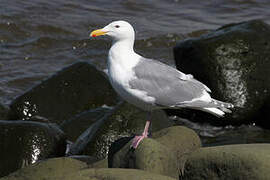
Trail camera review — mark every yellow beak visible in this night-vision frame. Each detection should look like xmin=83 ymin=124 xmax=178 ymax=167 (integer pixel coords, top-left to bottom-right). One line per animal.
xmin=90 ymin=29 xmax=107 ymax=37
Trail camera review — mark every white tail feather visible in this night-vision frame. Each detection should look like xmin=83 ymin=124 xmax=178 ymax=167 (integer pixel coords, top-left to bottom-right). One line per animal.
xmin=202 ymin=107 xmax=225 ymax=117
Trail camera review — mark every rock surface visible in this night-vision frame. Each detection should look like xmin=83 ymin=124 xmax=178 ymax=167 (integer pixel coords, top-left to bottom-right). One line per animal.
xmin=68 ymin=155 xmax=99 ymax=165
xmin=1 ymin=157 xmax=88 ymax=180
xmin=8 ymin=62 xmax=119 ymax=125
xmin=60 ymin=107 xmax=111 ymax=141
xmin=110 ymin=126 xmax=201 ymax=178
xmin=88 ymin=158 xmax=108 ymax=168
xmin=173 ymin=20 xmax=270 ymax=126
xmin=111 ymin=138 xmax=179 ymax=178
xmin=152 ymin=126 xmax=202 ymax=172
xmin=0 ymin=120 xmax=66 ymax=177
xmin=181 ymin=144 xmax=270 ymax=180
xmin=0 ymin=104 xmax=9 ymax=120
xmin=1 ymin=157 xmax=175 ymax=180
xmin=68 ymin=168 xmax=176 ymax=180
xmin=81 ymin=102 xmax=173 ymax=159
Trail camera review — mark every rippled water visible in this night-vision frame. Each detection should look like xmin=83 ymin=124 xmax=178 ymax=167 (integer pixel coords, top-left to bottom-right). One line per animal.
xmin=1 ymin=0 xmax=270 ymax=143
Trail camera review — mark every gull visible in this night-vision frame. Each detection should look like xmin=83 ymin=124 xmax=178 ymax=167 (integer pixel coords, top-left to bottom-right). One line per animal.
xmin=90 ymin=20 xmax=233 ymax=148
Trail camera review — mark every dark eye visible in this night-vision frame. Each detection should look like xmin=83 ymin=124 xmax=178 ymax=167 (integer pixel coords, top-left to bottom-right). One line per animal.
xmin=115 ymin=25 xmax=120 ymax=28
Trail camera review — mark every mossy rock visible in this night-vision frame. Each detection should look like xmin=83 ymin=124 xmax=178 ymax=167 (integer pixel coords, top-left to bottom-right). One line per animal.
xmin=110 ymin=126 xmax=201 ymax=178
xmin=181 ymin=144 xmax=270 ymax=180
xmin=1 ymin=157 xmax=175 ymax=180
xmin=1 ymin=157 xmax=87 ymax=180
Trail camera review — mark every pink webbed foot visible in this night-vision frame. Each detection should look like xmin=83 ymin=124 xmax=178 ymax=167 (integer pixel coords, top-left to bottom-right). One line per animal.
xmin=131 ymin=133 xmax=148 ymax=149
xmin=131 ymin=120 xmax=151 ymax=149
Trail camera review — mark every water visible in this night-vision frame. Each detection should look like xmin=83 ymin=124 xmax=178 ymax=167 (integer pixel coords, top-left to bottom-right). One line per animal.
xmin=1 ymin=0 xmax=270 ymax=144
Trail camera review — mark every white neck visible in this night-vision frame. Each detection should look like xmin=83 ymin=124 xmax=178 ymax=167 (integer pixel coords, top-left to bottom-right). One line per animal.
xmin=108 ymin=38 xmax=140 ymax=70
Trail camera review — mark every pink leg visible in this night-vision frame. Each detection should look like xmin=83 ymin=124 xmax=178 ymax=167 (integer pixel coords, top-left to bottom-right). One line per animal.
xmin=131 ymin=120 xmax=151 ymax=149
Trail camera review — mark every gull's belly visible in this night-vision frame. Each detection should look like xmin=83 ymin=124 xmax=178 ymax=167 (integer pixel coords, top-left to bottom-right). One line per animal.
xmin=108 ymin=65 xmax=157 ymax=111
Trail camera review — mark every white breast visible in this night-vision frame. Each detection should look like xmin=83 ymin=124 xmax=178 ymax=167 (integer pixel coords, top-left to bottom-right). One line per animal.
xmin=108 ymin=45 xmax=156 ymax=111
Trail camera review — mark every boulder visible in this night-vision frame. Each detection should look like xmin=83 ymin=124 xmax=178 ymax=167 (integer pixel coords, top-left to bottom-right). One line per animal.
xmin=201 ymin=124 xmax=270 ymax=146
xmin=0 ymin=104 xmax=9 ymax=120
xmin=8 ymin=62 xmax=119 ymax=125
xmin=181 ymin=144 xmax=270 ymax=180
xmin=80 ymin=102 xmax=173 ymax=159
xmin=173 ymin=20 xmax=270 ymax=126
xmin=67 ymin=168 xmax=176 ymax=180
xmin=88 ymin=158 xmax=108 ymax=168
xmin=68 ymin=155 xmax=99 ymax=165
xmin=109 ymin=126 xmax=201 ymax=178
xmin=152 ymin=126 xmax=202 ymax=172
xmin=60 ymin=107 xmax=111 ymax=141
xmin=1 ymin=157 xmax=87 ymax=180
xmin=2 ymin=163 xmax=175 ymax=180
xmin=0 ymin=120 xmax=66 ymax=177
xmin=110 ymin=138 xmax=178 ymax=178
xmin=64 ymin=104 xmax=119 ymax=156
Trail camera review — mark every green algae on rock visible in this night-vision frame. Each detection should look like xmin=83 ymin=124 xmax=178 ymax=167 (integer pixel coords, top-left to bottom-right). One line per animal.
xmin=181 ymin=144 xmax=270 ymax=180
xmin=110 ymin=126 xmax=201 ymax=178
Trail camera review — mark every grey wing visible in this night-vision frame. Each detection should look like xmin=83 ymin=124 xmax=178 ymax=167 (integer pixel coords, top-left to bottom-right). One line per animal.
xmin=129 ymin=58 xmax=210 ymax=107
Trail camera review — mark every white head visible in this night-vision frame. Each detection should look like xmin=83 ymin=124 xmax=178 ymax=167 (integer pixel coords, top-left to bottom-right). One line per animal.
xmin=90 ymin=20 xmax=135 ymax=42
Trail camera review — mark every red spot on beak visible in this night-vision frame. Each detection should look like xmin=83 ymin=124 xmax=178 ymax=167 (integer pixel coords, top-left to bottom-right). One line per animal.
xmin=92 ymin=34 xmax=96 ymax=37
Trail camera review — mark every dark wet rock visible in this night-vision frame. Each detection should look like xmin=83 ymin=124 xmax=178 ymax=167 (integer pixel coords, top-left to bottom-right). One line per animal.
xmin=65 ymin=106 xmax=117 ymax=156
xmin=8 ymin=62 xmax=119 ymax=125
xmin=173 ymin=20 xmax=270 ymax=126
xmin=108 ymin=136 xmax=134 ymax=168
xmin=60 ymin=107 xmax=112 ymax=142
xmin=181 ymin=144 xmax=270 ymax=180
xmin=200 ymin=124 xmax=270 ymax=146
xmin=110 ymin=126 xmax=201 ymax=178
xmin=27 ymin=115 xmax=50 ymax=123
xmin=80 ymin=102 xmax=173 ymax=159
xmin=1 ymin=157 xmax=87 ymax=180
xmin=0 ymin=120 xmax=66 ymax=177
xmin=0 ymin=104 xmax=9 ymax=119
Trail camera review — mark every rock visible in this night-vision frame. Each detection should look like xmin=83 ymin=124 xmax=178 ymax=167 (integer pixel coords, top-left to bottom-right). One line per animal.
xmin=68 ymin=155 xmax=99 ymax=165
xmin=1 ymin=157 xmax=87 ymax=180
xmin=60 ymin=107 xmax=111 ymax=142
xmin=152 ymin=126 xmax=202 ymax=172
xmin=67 ymin=168 xmax=176 ymax=180
xmin=64 ymin=105 xmax=118 ymax=156
xmin=81 ymin=102 xmax=173 ymax=159
xmin=173 ymin=20 xmax=270 ymax=126
xmin=201 ymin=124 xmax=270 ymax=146
xmin=181 ymin=144 xmax=270 ymax=180
xmin=0 ymin=120 xmax=66 ymax=177
xmin=8 ymin=62 xmax=119 ymax=125
xmin=110 ymin=138 xmax=178 ymax=178
xmin=109 ymin=126 xmax=201 ymax=178
xmin=0 ymin=104 xmax=9 ymax=120
xmin=88 ymin=158 xmax=108 ymax=168
xmin=2 ymin=164 xmax=175 ymax=180
xmin=108 ymin=136 xmax=134 ymax=167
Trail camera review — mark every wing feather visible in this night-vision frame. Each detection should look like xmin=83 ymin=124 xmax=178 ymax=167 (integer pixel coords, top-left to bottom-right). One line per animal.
xmin=129 ymin=58 xmax=210 ymax=107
